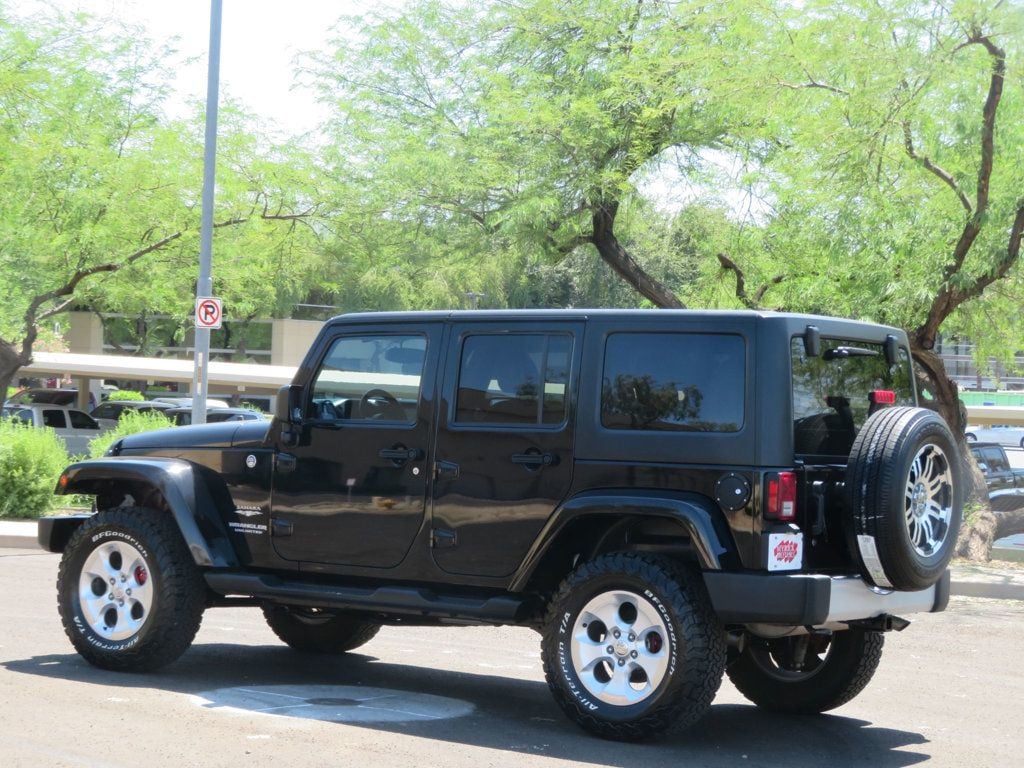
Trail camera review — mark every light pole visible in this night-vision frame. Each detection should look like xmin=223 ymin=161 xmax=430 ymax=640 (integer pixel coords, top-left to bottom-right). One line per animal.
xmin=190 ymin=0 xmax=223 ymax=425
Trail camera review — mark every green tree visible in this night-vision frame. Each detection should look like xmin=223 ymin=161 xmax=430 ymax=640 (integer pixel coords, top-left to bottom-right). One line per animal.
xmin=0 ymin=9 xmax=325 ymax=394
xmin=308 ymin=0 xmax=752 ymax=310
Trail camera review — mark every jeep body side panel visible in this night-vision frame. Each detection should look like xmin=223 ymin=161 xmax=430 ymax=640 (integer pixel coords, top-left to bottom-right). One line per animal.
xmin=54 ymin=458 xmax=237 ymax=568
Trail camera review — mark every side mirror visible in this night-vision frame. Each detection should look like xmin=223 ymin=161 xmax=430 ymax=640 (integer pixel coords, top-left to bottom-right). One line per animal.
xmin=976 ymin=462 xmax=990 ymax=474
xmin=276 ymin=384 xmax=304 ymax=424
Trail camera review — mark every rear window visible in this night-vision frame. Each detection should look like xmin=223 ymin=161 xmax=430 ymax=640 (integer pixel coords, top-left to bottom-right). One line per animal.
xmin=791 ymin=337 xmax=914 ymax=458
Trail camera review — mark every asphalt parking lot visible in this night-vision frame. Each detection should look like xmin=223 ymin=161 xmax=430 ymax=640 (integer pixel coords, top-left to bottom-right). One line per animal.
xmin=1 ymin=547 xmax=1021 ymax=768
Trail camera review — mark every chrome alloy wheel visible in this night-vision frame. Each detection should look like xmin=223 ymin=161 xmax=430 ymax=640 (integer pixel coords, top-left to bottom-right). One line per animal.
xmin=905 ymin=443 xmax=953 ymax=557
xmin=78 ymin=540 xmax=153 ymax=641
xmin=570 ymin=589 xmax=670 ymax=706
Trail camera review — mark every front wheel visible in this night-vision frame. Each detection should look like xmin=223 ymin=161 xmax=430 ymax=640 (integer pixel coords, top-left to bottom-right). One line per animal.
xmin=57 ymin=507 xmax=206 ymax=672
xmin=727 ymin=629 xmax=883 ymax=713
xmin=541 ymin=553 xmax=725 ymax=741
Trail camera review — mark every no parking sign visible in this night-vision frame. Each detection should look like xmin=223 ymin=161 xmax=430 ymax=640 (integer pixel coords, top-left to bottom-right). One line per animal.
xmin=195 ymin=297 xmax=224 ymax=329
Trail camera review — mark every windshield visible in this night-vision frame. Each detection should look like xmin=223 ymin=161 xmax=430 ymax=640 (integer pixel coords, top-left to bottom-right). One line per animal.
xmin=791 ymin=337 xmax=915 ymax=458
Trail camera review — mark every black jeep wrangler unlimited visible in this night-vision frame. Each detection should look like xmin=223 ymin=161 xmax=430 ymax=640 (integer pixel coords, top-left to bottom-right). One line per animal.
xmin=40 ymin=310 xmax=961 ymax=740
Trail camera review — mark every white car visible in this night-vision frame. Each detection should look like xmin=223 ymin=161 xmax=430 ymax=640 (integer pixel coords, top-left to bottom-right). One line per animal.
xmin=1 ymin=404 xmax=103 ymax=455
xmin=965 ymin=424 xmax=1024 ymax=449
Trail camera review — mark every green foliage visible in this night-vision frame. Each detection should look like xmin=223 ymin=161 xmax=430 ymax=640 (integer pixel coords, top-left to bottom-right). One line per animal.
xmin=87 ymin=410 xmax=174 ymax=459
xmin=0 ymin=418 xmax=68 ymax=519
xmin=107 ymin=390 xmax=144 ymax=402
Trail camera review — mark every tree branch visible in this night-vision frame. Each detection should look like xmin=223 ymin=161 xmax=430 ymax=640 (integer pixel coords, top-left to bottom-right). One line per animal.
xmin=916 ymin=32 xmax=1006 ymax=348
xmin=717 ymin=252 xmax=783 ymax=309
xmin=902 ymin=121 xmax=972 ymax=213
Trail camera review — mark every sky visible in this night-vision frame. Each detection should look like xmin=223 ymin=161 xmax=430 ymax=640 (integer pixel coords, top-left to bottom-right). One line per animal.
xmin=16 ymin=0 xmax=377 ymax=136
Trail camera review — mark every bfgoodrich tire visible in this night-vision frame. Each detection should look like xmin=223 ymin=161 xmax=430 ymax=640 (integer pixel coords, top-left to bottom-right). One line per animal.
xmin=541 ymin=553 xmax=725 ymax=741
xmin=845 ymin=406 xmax=963 ymax=590
xmin=263 ymin=606 xmax=380 ymax=653
xmin=57 ymin=507 xmax=206 ymax=672
xmin=727 ymin=629 xmax=883 ymax=713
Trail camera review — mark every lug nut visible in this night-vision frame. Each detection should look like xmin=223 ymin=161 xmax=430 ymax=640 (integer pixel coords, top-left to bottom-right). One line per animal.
xmin=126 ymin=589 xmax=132 ymax=596
xmin=630 ymin=650 xmax=638 ymax=659
xmin=617 ymin=658 xmax=625 ymax=666
xmin=628 ymin=632 xmax=636 ymax=642
xmin=120 ymin=575 xmax=127 ymax=583
xmin=108 ymin=593 xmax=114 ymax=600
xmin=109 ymin=578 xmax=115 ymax=585
xmin=612 ymin=629 xmax=621 ymax=639
xmin=606 ymin=645 xmax=614 ymax=654
xmin=117 ymin=599 xmax=124 ymax=606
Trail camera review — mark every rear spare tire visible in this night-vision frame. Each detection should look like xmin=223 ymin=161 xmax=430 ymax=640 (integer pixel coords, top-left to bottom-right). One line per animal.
xmin=845 ymin=406 xmax=962 ymax=590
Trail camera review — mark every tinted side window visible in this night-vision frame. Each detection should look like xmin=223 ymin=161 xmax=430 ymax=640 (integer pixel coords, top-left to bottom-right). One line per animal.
xmin=455 ymin=334 xmax=571 ymax=426
xmin=311 ymin=334 xmax=426 ymax=423
xmin=42 ymin=410 xmax=66 ymax=428
xmin=601 ymin=333 xmax=744 ymax=432
xmin=984 ymin=447 xmax=1009 ymax=472
xmin=69 ymin=411 xmax=99 ymax=429
xmin=92 ymin=403 xmax=119 ymax=419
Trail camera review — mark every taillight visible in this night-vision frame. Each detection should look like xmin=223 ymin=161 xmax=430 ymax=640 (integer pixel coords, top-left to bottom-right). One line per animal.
xmin=765 ymin=472 xmax=797 ymax=522
xmin=870 ymin=390 xmax=896 ymax=405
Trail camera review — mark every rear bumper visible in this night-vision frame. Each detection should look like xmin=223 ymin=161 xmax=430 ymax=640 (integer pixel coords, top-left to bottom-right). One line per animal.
xmin=703 ymin=569 xmax=950 ymax=626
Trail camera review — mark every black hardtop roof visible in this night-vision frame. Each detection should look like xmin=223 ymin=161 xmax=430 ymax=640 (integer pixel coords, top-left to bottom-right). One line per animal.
xmin=326 ymin=309 xmax=907 ymax=338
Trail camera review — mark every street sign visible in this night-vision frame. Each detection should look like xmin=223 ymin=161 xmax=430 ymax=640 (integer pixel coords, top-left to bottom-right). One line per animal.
xmin=195 ymin=296 xmax=223 ymax=329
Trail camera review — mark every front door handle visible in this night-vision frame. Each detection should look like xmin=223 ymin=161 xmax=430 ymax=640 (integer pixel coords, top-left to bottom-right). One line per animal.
xmin=511 ymin=451 xmax=557 ymax=469
xmin=378 ymin=446 xmax=423 ymax=464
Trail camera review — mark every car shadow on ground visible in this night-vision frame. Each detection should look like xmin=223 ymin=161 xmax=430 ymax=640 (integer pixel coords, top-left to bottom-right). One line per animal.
xmin=4 ymin=644 xmax=929 ymax=768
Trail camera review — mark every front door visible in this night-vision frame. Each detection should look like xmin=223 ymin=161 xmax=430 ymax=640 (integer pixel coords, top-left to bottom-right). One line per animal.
xmin=271 ymin=326 xmax=441 ymax=569
xmin=431 ymin=322 xmax=582 ymax=578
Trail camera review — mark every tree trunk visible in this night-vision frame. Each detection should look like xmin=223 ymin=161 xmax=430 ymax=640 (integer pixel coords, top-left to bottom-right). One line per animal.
xmin=591 ymin=204 xmax=685 ymax=309
xmin=0 ymin=340 xmax=30 ymax=401
xmin=911 ymin=343 xmax=1002 ymax=561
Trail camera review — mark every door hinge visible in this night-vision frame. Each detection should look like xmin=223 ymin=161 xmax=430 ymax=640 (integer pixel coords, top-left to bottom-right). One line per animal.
xmin=430 ymin=528 xmax=457 ymax=548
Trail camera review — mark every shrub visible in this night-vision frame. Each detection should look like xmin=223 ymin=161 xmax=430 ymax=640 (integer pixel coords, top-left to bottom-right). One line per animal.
xmin=0 ymin=418 xmax=69 ymax=519
xmin=107 ymin=389 xmax=145 ymax=401
xmin=88 ymin=410 xmax=174 ymax=458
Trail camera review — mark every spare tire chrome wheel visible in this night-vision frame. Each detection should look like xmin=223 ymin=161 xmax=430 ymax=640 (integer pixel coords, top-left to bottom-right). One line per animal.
xmin=845 ymin=407 xmax=963 ymax=591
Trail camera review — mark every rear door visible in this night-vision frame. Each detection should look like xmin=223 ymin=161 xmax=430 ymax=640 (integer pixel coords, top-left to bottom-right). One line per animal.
xmin=430 ymin=321 xmax=582 ymax=578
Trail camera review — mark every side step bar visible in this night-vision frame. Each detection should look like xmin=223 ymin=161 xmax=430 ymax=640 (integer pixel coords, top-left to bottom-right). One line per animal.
xmin=205 ymin=572 xmax=528 ymax=625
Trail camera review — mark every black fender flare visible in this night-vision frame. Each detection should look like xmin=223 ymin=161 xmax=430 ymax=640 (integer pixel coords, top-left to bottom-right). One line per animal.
xmin=509 ymin=489 xmax=733 ymax=592
xmin=46 ymin=457 xmax=237 ymax=568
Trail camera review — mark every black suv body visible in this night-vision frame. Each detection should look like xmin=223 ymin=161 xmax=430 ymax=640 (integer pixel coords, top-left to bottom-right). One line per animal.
xmin=40 ymin=310 xmax=962 ymax=740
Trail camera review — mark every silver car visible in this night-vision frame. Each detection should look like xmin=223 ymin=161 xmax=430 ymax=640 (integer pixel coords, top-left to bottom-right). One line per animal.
xmin=1 ymin=404 xmax=102 ymax=455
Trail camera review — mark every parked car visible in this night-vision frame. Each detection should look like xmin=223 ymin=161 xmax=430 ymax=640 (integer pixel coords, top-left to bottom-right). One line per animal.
xmin=968 ymin=442 xmax=1024 ymax=512
xmin=964 ymin=424 xmax=1024 ymax=448
xmin=164 ymin=406 xmax=267 ymax=426
xmin=40 ymin=310 xmax=962 ymax=741
xmin=151 ymin=396 xmax=231 ymax=409
xmin=1 ymin=404 xmax=102 ymax=455
xmin=5 ymin=387 xmax=96 ymax=410
xmin=89 ymin=400 xmax=175 ymax=430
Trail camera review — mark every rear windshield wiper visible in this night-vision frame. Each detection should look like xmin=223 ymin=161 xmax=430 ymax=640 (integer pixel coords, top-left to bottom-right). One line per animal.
xmin=823 ymin=346 xmax=879 ymax=360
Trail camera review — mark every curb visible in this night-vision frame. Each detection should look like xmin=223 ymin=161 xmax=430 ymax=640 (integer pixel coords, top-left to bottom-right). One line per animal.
xmin=3 ymin=520 xmax=1023 ymax=601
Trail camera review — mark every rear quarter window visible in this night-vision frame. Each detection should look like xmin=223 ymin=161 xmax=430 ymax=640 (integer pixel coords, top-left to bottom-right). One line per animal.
xmin=601 ymin=332 xmax=745 ymax=432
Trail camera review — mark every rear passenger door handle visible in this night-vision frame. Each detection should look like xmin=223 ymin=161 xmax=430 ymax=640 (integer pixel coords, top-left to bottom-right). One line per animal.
xmin=511 ymin=451 xmax=557 ymax=469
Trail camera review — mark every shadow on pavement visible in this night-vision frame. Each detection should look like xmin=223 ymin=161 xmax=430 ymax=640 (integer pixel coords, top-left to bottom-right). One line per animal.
xmin=4 ymin=644 xmax=930 ymax=768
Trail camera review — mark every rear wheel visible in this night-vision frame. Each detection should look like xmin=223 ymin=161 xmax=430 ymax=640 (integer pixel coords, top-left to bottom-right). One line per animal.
xmin=263 ymin=606 xmax=380 ymax=653
xmin=727 ymin=629 xmax=883 ymax=713
xmin=541 ymin=553 xmax=725 ymax=741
